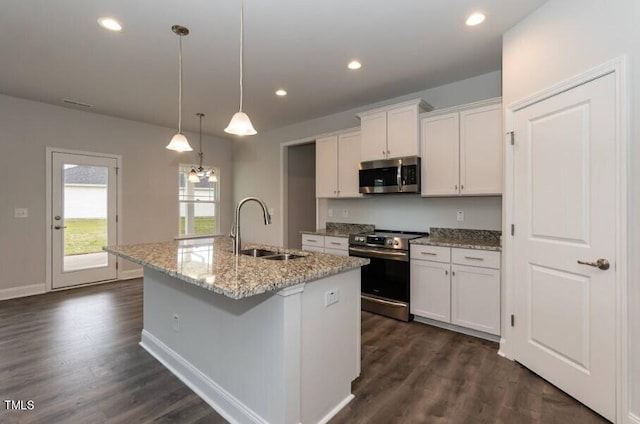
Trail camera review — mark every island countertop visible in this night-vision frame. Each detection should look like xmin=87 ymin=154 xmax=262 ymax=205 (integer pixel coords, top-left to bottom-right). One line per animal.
xmin=104 ymin=236 xmax=368 ymax=300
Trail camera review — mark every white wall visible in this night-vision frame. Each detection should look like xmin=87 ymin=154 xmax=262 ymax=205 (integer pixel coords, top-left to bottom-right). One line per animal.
xmin=502 ymin=0 xmax=639 ymax=419
xmin=0 ymin=94 xmax=233 ymax=292
xmin=233 ymin=70 xmax=503 ymax=245
xmin=323 ymin=196 xmax=502 ymax=233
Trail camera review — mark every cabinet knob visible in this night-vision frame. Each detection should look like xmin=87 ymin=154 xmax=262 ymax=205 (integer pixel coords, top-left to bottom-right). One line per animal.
xmin=454 ymin=185 xmax=458 ymax=190
xmin=461 ymin=184 xmax=464 ymax=190
xmin=445 ymin=270 xmax=448 ymax=275
xmin=333 ymin=190 xmax=337 ymax=194
xmin=382 ymin=150 xmax=385 ymax=155
xmin=452 ymin=271 xmax=456 ymax=276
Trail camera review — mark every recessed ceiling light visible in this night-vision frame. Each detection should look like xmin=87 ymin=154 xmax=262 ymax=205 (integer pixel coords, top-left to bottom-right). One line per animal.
xmin=465 ymin=12 xmax=486 ymax=26
xmin=275 ymin=89 xmax=287 ymax=96
xmin=97 ymin=17 xmax=123 ymax=32
xmin=347 ymin=60 xmax=362 ymax=70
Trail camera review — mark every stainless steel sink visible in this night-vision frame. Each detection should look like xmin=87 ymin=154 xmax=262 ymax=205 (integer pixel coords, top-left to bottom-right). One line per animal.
xmin=240 ymin=248 xmax=279 ymax=257
xmin=262 ymin=253 xmax=305 ymax=261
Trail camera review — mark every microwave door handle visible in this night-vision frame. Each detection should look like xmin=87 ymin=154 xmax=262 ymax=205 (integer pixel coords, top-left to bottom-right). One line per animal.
xmin=397 ymin=161 xmax=403 ymax=192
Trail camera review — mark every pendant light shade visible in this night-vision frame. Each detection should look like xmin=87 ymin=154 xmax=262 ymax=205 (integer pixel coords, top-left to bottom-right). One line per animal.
xmin=166 ymin=25 xmax=193 ymax=151
xmin=167 ymin=133 xmax=193 ymax=152
xmin=225 ymin=111 xmax=257 ymax=136
xmin=225 ymin=0 xmax=257 ymax=136
xmin=188 ymin=168 xmax=200 ymax=183
xmin=208 ymin=172 xmax=218 ymax=183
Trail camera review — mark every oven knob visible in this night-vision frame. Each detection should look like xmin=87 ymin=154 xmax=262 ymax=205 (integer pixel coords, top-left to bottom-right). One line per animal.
xmin=386 ymin=239 xmax=393 ymax=245
xmin=394 ymin=240 xmax=399 ymax=246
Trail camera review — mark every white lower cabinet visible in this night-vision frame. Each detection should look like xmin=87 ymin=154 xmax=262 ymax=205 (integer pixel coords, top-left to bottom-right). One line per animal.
xmin=410 ymin=260 xmax=451 ymax=322
xmin=451 ymin=264 xmax=500 ymax=335
xmin=301 ymin=234 xmax=349 ymax=256
xmin=410 ymin=246 xmax=501 ymax=337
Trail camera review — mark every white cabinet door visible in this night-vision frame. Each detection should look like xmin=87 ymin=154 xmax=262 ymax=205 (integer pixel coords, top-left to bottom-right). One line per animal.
xmin=451 ymin=264 xmax=500 ymax=335
xmin=315 ymin=136 xmax=338 ymax=198
xmin=387 ymin=104 xmax=420 ymax=158
xmin=337 ymin=131 xmax=362 ymax=198
xmin=459 ymin=104 xmax=503 ymax=195
xmin=410 ymin=260 xmax=451 ymax=323
xmin=421 ymin=112 xmax=460 ymax=196
xmin=360 ymin=111 xmax=387 ymax=162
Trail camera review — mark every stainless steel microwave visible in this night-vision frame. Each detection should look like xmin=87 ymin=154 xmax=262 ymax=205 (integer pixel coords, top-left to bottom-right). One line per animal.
xmin=359 ymin=156 xmax=421 ymax=194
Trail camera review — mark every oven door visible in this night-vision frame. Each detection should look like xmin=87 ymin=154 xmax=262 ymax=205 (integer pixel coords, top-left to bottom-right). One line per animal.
xmin=349 ymin=246 xmax=411 ymax=321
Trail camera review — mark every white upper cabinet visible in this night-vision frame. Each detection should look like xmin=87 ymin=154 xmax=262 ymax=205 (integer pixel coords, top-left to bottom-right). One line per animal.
xmin=421 ymin=98 xmax=503 ymax=197
xmin=459 ymin=104 xmax=503 ymax=195
xmin=358 ymin=99 xmax=431 ymax=162
xmin=421 ymin=112 xmax=460 ymax=196
xmin=315 ymin=130 xmax=362 ymax=198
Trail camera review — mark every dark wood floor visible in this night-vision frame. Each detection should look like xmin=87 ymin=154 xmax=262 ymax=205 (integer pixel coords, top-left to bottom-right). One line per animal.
xmin=0 ymin=280 xmax=608 ymax=424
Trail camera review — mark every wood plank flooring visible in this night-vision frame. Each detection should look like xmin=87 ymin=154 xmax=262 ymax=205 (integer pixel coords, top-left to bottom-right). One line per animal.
xmin=0 ymin=280 xmax=609 ymax=423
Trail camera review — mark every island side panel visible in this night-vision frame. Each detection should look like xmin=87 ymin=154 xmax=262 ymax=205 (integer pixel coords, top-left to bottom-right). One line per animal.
xmin=300 ymin=268 xmax=361 ymax=423
xmin=141 ymin=268 xmax=299 ymax=424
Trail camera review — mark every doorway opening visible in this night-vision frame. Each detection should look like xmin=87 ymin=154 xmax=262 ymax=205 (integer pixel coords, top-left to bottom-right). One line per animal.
xmin=282 ymin=141 xmax=316 ymax=249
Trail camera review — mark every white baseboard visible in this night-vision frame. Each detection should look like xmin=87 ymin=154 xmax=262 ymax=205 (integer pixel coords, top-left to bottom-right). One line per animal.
xmin=119 ymin=269 xmax=143 ymax=280
xmin=317 ymin=394 xmax=354 ymax=424
xmin=140 ymin=330 xmax=267 ymax=424
xmin=0 ymin=283 xmax=46 ymax=301
xmin=629 ymin=412 xmax=640 ymax=424
xmin=413 ymin=316 xmax=501 ymax=343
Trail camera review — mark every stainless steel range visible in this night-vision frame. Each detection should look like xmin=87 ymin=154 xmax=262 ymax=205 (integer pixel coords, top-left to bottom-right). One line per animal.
xmin=348 ymin=230 xmax=426 ymax=322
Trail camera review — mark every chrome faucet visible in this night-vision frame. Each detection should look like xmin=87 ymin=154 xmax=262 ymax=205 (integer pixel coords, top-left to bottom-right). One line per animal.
xmin=230 ymin=197 xmax=272 ymax=255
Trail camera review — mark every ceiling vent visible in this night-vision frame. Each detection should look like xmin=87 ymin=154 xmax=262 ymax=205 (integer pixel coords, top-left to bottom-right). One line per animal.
xmin=62 ymin=98 xmax=93 ymax=108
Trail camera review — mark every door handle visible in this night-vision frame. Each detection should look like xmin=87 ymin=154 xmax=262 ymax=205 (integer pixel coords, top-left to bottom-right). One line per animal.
xmin=54 ymin=225 xmax=67 ymax=230
xmin=577 ymin=258 xmax=610 ymax=270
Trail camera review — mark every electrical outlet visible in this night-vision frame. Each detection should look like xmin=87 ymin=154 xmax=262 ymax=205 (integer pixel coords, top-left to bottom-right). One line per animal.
xmin=325 ymin=289 xmax=340 ymax=307
xmin=172 ymin=314 xmax=180 ymax=332
xmin=456 ymin=211 xmax=464 ymax=222
xmin=328 ymin=208 xmax=333 ymax=218
xmin=342 ymin=209 xmax=349 ymax=218
xmin=14 ymin=208 xmax=28 ymax=218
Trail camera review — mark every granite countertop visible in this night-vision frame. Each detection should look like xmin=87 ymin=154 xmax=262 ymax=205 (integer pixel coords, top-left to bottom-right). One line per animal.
xmin=410 ymin=228 xmax=502 ymax=252
xmin=300 ymin=222 xmax=375 ymax=238
xmin=104 ymin=236 xmax=369 ymax=300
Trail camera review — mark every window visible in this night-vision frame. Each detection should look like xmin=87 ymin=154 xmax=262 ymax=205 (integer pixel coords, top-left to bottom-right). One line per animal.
xmin=178 ymin=164 xmax=219 ymax=236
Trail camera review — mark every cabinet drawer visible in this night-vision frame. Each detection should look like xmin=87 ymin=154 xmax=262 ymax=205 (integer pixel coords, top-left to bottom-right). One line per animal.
xmin=451 ymin=248 xmax=500 ymax=269
xmin=301 ymin=245 xmax=324 ymax=253
xmin=411 ymin=245 xmax=451 ymax=263
xmin=324 ymin=236 xmax=348 ymax=250
xmin=302 ymin=234 xmax=325 ymax=247
xmin=325 ymin=247 xmax=349 ymax=256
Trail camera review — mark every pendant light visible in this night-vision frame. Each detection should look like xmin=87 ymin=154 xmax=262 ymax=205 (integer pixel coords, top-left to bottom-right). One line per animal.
xmin=225 ymin=0 xmax=257 ymax=136
xmin=188 ymin=113 xmax=218 ymax=183
xmin=166 ymin=25 xmax=194 ymax=152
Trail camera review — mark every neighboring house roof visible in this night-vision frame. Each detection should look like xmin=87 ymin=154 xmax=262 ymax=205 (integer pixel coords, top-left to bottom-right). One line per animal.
xmin=64 ymin=166 xmax=108 ymax=185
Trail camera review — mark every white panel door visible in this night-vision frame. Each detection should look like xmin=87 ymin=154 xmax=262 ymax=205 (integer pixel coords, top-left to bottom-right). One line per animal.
xmin=460 ymin=103 xmax=503 ymax=195
xmin=51 ymin=151 xmax=118 ymax=288
xmin=421 ymin=112 xmax=460 ymax=196
xmin=387 ymin=104 xmax=419 ymax=158
xmin=513 ymin=73 xmax=616 ymax=420
xmin=359 ymin=111 xmax=387 ymax=161
xmin=410 ymin=260 xmax=451 ymax=323
xmin=315 ymin=136 xmax=338 ymax=198
xmin=337 ymin=131 xmax=362 ymax=198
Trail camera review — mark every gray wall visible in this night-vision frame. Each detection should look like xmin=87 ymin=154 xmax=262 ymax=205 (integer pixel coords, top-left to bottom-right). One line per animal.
xmin=503 ymin=0 xmax=639 ymax=418
xmin=0 ymin=94 xmax=233 ymax=292
xmin=286 ymin=143 xmax=316 ymax=248
xmin=233 ymin=70 xmax=502 ymax=246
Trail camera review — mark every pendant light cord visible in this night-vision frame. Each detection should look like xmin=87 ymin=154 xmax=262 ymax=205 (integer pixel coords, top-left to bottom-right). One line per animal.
xmin=239 ymin=0 xmax=244 ymax=112
xmin=178 ymin=34 xmax=184 ymax=133
xmin=198 ymin=113 xmax=204 ymax=168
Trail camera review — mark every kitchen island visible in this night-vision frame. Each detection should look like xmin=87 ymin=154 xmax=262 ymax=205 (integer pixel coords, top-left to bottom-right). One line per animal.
xmin=105 ymin=237 xmax=368 ymax=424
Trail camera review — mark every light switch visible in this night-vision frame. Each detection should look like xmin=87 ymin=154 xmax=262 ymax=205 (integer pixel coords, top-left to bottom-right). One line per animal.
xmin=14 ymin=208 xmax=28 ymax=218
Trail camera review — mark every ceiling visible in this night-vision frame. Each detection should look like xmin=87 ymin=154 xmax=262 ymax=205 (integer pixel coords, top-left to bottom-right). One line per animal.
xmin=0 ymin=0 xmax=547 ymax=138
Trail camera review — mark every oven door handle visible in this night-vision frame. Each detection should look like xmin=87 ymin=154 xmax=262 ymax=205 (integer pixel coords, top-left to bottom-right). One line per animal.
xmin=349 ymin=246 xmax=409 ymax=262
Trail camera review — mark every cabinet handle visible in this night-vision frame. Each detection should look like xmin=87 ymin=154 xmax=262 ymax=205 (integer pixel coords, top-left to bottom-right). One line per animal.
xmin=382 ymin=150 xmax=385 ymax=156
xmin=461 ymin=184 xmax=464 ymax=190
xmin=333 ymin=190 xmax=337 ymax=194
xmin=452 ymin=271 xmax=456 ymax=276
xmin=307 ymin=239 xmax=318 ymax=243
xmin=454 ymin=185 xmax=458 ymax=190
xmin=420 ymin=252 xmax=437 ymax=256
xmin=329 ymin=242 xmax=342 ymax=246
xmin=445 ymin=270 xmax=448 ymax=275
xmin=464 ymin=256 xmax=484 ymax=261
